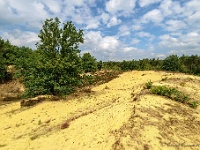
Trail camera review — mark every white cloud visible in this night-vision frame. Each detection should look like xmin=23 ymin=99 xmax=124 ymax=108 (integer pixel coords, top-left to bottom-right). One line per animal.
xmin=183 ymin=0 xmax=200 ymax=17
xmin=85 ymin=17 xmax=100 ymax=29
xmin=138 ymin=32 xmax=151 ymax=37
xmin=83 ymin=31 xmax=120 ymax=52
xmin=131 ymin=38 xmax=140 ymax=44
xmin=105 ymin=0 xmax=136 ymax=16
xmin=187 ymin=11 xmax=200 ymax=27
xmin=100 ymin=12 xmax=110 ymax=24
xmin=81 ymin=31 xmax=121 ymax=60
xmin=2 ymin=29 xmax=39 ymax=49
xmin=123 ymin=47 xmax=138 ymax=52
xmin=118 ymin=25 xmax=130 ymax=37
xmin=0 ymin=0 xmax=99 ymax=30
xmin=182 ymin=32 xmax=200 ymax=43
xmin=0 ymin=0 xmax=200 ymax=60
xmin=159 ymin=0 xmax=183 ymax=17
xmin=137 ymin=32 xmax=155 ymax=41
xmin=43 ymin=0 xmax=62 ymax=14
xmin=132 ymin=24 xmax=142 ymax=31
xmin=141 ymin=9 xmax=163 ymax=24
xmin=139 ymin=0 xmax=161 ymax=7
xmin=165 ymin=20 xmax=186 ymax=31
xmin=99 ymin=36 xmax=119 ymax=50
xmin=0 ymin=0 xmax=49 ymax=28
xmin=158 ymin=32 xmax=200 ymax=54
xmin=107 ymin=16 xmax=122 ymax=27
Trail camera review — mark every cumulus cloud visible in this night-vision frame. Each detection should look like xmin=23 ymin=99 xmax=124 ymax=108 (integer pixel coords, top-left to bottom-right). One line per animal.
xmin=0 ymin=0 xmax=200 ymax=60
xmin=138 ymin=32 xmax=152 ymax=37
xmin=123 ymin=47 xmax=138 ymax=52
xmin=139 ymin=0 xmax=161 ymax=7
xmin=0 ymin=0 xmax=49 ymax=28
xmin=165 ymin=20 xmax=186 ymax=31
xmin=182 ymin=0 xmax=200 ymax=17
xmin=132 ymin=24 xmax=142 ymax=31
xmin=118 ymin=25 xmax=130 ymax=37
xmin=137 ymin=32 xmax=155 ymax=41
xmin=158 ymin=32 xmax=200 ymax=55
xmin=159 ymin=0 xmax=183 ymax=18
xmin=141 ymin=9 xmax=163 ymax=24
xmin=83 ymin=31 xmax=119 ymax=52
xmin=107 ymin=16 xmax=122 ymax=27
xmin=131 ymin=38 xmax=140 ymax=44
xmin=100 ymin=12 xmax=110 ymax=24
xmin=105 ymin=0 xmax=136 ymax=16
xmin=81 ymin=31 xmax=120 ymax=60
xmin=1 ymin=29 xmax=39 ymax=49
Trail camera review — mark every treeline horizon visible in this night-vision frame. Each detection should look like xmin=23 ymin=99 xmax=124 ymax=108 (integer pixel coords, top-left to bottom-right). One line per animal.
xmin=1 ymin=36 xmax=200 ymax=76
xmin=0 ymin=18 xmax=200 ymax=98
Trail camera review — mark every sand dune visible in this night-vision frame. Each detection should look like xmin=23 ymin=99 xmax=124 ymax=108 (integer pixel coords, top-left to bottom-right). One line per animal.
xmin=0 ymin=71 xmax=200 ymax=150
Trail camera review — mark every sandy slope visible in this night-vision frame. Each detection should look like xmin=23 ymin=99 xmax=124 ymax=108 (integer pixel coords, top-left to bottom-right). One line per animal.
xmin=0 ymin=71 xmax=200 ymax=150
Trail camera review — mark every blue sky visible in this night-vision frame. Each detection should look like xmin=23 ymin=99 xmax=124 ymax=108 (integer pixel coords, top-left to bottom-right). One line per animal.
xmin=0 ymin=0 xmax=200 ymax=61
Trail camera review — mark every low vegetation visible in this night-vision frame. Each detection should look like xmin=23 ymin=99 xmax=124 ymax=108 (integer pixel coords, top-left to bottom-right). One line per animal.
xmin=145 ymin=82 xmax=199 ymax=109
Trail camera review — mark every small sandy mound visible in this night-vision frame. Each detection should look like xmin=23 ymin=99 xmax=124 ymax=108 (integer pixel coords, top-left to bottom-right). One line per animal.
xmin=0 ymin=71 xmax=200 ymax=150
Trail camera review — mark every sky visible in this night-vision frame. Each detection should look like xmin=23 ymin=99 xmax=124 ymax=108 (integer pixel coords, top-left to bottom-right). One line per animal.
xmin=0 ymin=0 xmax=200 ymax=61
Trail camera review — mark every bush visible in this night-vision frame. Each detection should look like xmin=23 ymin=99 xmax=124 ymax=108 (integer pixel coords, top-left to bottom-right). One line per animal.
xmin=188 ymin=101 xmax=199 ymax=109
xmin=150 ymin=86 xmax=189 ymax=103
xmin=145 ymin=81 xmax=153 ymax=89
xmin=148 ymin=85 xmax=196 ymax=108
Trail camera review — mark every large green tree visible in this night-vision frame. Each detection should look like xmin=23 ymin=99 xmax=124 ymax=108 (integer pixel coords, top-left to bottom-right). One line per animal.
xmin=18 ymin=18 xmax=84 ymax=97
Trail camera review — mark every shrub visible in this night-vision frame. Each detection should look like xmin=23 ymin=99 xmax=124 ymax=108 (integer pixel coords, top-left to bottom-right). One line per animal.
xmin=149 ymin=85 xmax=196 ymax=108
xmin=188 ymin=101 xmax=199 ymax=109
xmin=145 ymin=81 xmax=153 ymax=89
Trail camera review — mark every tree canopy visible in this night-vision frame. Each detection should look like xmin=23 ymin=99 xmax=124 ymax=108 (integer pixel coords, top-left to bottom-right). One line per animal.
xmin=17 ymin=18 xmax=84 ymax=97
xmin=81 ymin=53 xmax=97 ymax=73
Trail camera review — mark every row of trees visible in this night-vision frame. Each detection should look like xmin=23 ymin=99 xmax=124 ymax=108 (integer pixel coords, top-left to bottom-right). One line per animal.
xmin=103 ymin=55 xmax=200 ymax=75
xmin=0 ymin=17 xmax=200 ymax=98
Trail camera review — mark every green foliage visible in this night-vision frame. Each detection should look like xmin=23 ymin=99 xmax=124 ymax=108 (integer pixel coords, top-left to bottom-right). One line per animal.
xmin=179 ymin=55 xmax=200 ymax=75
xmin=81 ymin=75 xmax=95 ymax=85
xmin=138 ymin=59 xmax=151 ymax=70
xmin=101 ymin=55 xmax=200 ymax=76
xmin=97 ymin=61 xmax=103 ymax=70
xmin=0 ymin=55 xmax=7 ymax=83
xmin=145 ymin=80 xmax=153 ymax=89
xmin=150 ymin=86 xmax=189 ymax=103
xmin=81 ymin=53 xmax=97 ymax=73
xmin=148 ymin=85 xmax=198 ymax=108
xmin=17 ymin=18 xmax=84 ymax=97
xmin=162 ymin=55 xmax=180 ymax=71
xmin=188 ymin=101 xmax=199 ymax=109
xmin=0 ymin=38 xmax=11 ymax=83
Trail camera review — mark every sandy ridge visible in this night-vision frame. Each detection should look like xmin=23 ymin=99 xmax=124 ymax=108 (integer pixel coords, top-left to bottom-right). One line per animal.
xmin=0 ymin=71 xmax=200 ymax=150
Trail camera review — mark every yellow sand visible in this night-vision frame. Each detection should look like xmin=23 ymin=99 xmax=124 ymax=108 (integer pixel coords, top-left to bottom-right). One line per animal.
xmin=0 ymin=71 xmax=200 ymax=150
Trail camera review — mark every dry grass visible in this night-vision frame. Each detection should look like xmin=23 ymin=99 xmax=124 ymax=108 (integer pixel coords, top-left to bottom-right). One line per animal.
xmin=0 ymin=79 xmax=24 ymax=104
